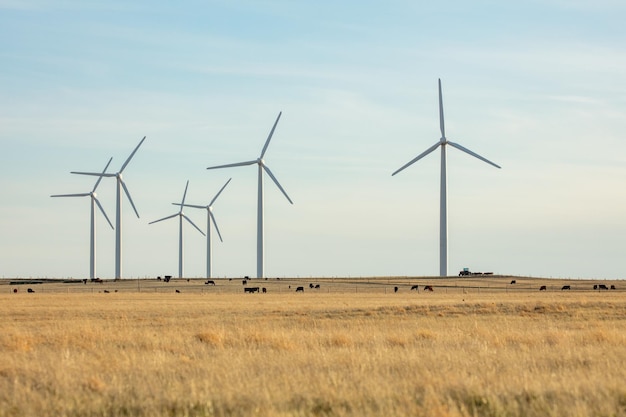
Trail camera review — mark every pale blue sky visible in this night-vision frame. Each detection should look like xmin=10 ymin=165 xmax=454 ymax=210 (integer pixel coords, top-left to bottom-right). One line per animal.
xmin=1 ymin=0 xmax=625 ymax=279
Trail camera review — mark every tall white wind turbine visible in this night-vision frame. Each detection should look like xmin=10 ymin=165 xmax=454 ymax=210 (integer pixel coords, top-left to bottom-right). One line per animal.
xmin=51 ymin=157 xmax=114 ymax=279
xmin=72 ymin=136 xmax=146 ymax=279
xmin=206 ymin=112 xmax=293 ymax=278
xmin=150 ymin=180 xmax=205 ymax=279
xmin=173 ymin=178 xmax=231 ymax=279
xmin=392 ymin=79 xmax=501 ymax=277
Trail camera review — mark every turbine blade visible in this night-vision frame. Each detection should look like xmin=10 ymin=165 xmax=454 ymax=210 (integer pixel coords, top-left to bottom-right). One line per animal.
xmin=149 ymin=213 xmax=179 ymax=224
xmin=119 ymin=136 xmax=146 ymax=173
xmin=262 ymin=164 xmax=293 ymax=204
xmin=438 ymin=78 xmax=445 ymax=138
xmin=180 ymin=180 xmax=189 ymax=210
xmin=172 ymin=203 xmax=206 ymax=209
xmin=447 ymin=141 xmax=501 ymax=169
xmin=209 ymin=211 xmax=223 ymax=242
xmin=92 ymin=157 xmax=113 ymax=193
xmin=71 ymin=171 xmax=116 ymax=177
xmin=94 ymin=197 xmax=114 ymax=229
xmin=206 ymin=160 xmax=257 ymax=170
xmin=183 ymin=214 xmax=206 ymax=236
xmin=50 ymin=193 xmax=90 ymax=197
xmin=260 ymin=111 xmax=282 ymax=158
xmin=209 ymin=178 xmax=232 ymax=206
xmin=392 ymin=142 xmax=441 ymax=176
xmin=120 ymin=179 xmax=140 ymax=218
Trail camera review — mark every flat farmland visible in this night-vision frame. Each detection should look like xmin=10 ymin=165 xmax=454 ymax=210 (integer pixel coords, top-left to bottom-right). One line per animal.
xmin=1 ymin=277 xmax=626 ymax=417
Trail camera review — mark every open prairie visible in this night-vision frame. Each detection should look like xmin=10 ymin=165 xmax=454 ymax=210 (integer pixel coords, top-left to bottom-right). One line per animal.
xmin=2 ymin=276 xmax=626 ymax=417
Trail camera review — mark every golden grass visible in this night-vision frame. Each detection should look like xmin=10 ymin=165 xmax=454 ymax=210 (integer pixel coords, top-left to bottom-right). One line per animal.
xmin=1 ymin=278 xmax=626 ymax=416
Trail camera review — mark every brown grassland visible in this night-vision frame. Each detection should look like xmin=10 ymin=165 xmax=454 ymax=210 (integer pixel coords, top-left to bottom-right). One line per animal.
xmin=1 ymin=276 xmax=626 ymax=417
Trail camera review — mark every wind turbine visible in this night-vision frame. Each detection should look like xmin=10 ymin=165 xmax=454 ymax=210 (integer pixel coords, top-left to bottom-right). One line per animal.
xmin=72 ymin=136 xmax=146 ymax=279
xmin=392 ymin=79 xmax=501 ymax=277
xmin=173 ymin=178 xmax=231 ymax=279
xmin=51 ymin=157 xmax=114 ymax=279
xmin=149 ymin=180 xmax=205 ymax=279
xmin=206 ymin=112 xmax=293 ymax=278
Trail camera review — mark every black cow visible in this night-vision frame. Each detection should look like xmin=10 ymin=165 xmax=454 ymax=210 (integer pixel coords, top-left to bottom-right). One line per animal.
xmin=27 ymin=288 xmax=35 ymax=293
xmin=295 ymin=286 xmax=304 ymax=292
xmin=598 ymin=284 xmax=609 ymax=290
xmin=262 ymin=287 xmax=267 ymax=293
xmin=410 ymin=285 xmax=419 ymax=291
xmin=423 ymin=285 xmax=434 ymax=292
xmin=394 ymin=286 xmax=398 ymax=293
xmin=594 ymin=284 xmax=598 ymax=290
xmin=175 ymin=289 xmax=180 ymax=293
xmin=561 ymin=285 xmax=571 ymax=290
xmin=539 ymin=285 xmax=547 ymax=291
xmin=314 ymin=284 xmax=320 ymax=289
xmin=244 ymin=287 xmax=260 ymax=293
xmin=611 ymin=285 xmax=616 ymax=290
xmin=242 ymin=280 xmax=247 ymax=285
xmin=510 ymin=280 xmax=516 ymax=284
xmin=205 ymin=280 xmax=215 ymax=285
xmin=309 ymin=283 xmax=314 ymax=289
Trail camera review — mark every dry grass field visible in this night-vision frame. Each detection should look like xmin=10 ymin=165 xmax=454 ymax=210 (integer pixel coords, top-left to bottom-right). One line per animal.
xmin=1 ymin=276 xmax=626 ymax=417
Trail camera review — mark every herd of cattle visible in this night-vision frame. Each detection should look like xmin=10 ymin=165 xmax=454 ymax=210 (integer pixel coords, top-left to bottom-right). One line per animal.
xmin=10 ymin=279 xmax=618 ymax=294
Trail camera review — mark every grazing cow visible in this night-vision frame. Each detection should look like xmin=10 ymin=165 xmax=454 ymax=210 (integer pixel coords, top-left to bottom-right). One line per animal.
xmin=205 ymin=280 xmax=215 ymax=285
xmin=611 ymin=285 xmax=616 ymax=290
xmin=27 ymin=288 xmax=35 ymax=293
xmin=510 ymin=280 xmax=516 ymax=285
xmin=103 ymin=290 xmax=110 ymax=293
xmin=561 ymin=285 xmax=571 ymax=290
xmin=244 ymin=287 xmax=260 ymax=293
xmin=410 ymin=285 xmax=419 ymax=291
xmin=295 ymin=286 xmax=304 ymax=292
xmin=13 ymin=289 xmax=17 ymax=293
xmin=309 ymin=283 xmax=314 ymax=289
xmin=314 ymin=284 xmax=320 ymax=289
xmin=423 ymin=285 xmax=434 ymax=292
xmin=262 ymin=287 xmax=267 ymax=293
xmin=175 ymin=289 xmax=180 ymax=293
xmin=164 ymin=276 xmax=171 ymax=283
xmin=157 ymin=276 xmax=162 ymax=281
xmin=593 ymin=284 xmax=598 ymax=290
xmin=242 ymin=280 xmax=247 ymax=285
xmin=539 ymin=285 xmax=547 ymax=291
xmin=394 ymin=286 xmax=398 ymax=293
xmin=598 ymin=284 xmax=609 ymax=290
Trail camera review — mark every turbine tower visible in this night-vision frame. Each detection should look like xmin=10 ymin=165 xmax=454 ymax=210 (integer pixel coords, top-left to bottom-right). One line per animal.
xmin=392 ymin=79 xmax=501 ymax=276
xmin=206 ymin=112 xmax=293 ymax=278
xmin=173 ymin=178 xmax=231 ymax=279
xmin=51 ymin=157 xmax=114 ymax=279
xmin=72 ymin=136 xmax=146 ymax=279
xmin=149 ymin=180 xmax=205 ymax=279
